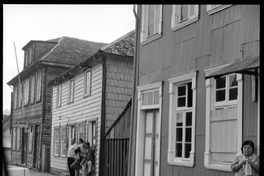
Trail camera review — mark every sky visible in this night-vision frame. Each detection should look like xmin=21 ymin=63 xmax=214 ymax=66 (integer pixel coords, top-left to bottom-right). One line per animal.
xmin=3 ymin=4 xmax=136 ymax=114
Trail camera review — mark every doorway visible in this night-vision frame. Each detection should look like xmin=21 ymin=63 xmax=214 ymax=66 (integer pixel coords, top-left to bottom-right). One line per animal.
xmin=33 ymin=124 xmax=40 ymax=168
xmin=21 ymin=128 xmax=27 ymax=165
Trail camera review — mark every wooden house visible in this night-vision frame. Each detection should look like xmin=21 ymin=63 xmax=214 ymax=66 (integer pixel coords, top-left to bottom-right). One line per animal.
xmin=128 ymin=5 xmax=259 ymax=176
xmin=7 ymin=37 xmax=106 ymax=172
xmin=48 ymin=30 xmax=135 ymax=176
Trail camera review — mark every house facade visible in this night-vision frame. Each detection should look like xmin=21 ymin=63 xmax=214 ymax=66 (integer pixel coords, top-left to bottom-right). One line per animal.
xmin=129 ymin=5 xmax=259 ymax=176
xmin=7 ymin=37 xmax=106 ymax=172
xmin=48 ymin=30 xmax=135 ymax=176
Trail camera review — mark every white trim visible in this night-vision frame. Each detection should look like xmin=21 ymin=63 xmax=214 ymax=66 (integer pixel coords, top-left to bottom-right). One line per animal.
xmin=167 ymin=71 xmax=197 ymax=167
xmin=135 ymin=82 xmax=162 ymax=176
xmin=204 ymin=65 xmax=243 ymax=171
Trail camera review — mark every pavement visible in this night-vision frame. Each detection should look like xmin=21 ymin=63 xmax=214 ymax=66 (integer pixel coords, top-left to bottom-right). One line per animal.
xmin=4 ymin=165 xmax=58 ymax=176
xmin=28 ymin=169 xmax=58 ymax=176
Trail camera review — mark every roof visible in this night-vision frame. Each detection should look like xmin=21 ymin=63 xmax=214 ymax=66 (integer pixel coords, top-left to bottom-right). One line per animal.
xmin=8 ymin=36 xmax=107 ymax=85
xmin=48 ymin=30 xmax=135 ymax=86
xmin=205 ymin=53 xmax=259 ymax=79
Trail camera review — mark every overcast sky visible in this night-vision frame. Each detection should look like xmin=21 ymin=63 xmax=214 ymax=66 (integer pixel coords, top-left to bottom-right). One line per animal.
xmin=3 ymin=4 xmax=135 ymax=114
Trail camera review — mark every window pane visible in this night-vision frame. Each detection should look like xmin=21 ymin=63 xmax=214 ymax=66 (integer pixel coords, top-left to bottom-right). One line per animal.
xmin=175 ymin=143 xmax=182 ymax=157
xmin=216 ymin=90 xmax=225 ymax=102
xmin=185 ymin=128 xmax=192 ymax=142
xmin=216 ymin=77 xmax=226 ymax=89
xmin=176 ymin=112 xmax=183 ymax=126
xmin=187 ymin=82 xmax=193 ymax=107
xmin=178 ymin=86 xmax=186 ymax=96
xmin=148 ymin=24 xmax=154 ymax=36
xmin=142 ymin=92 xmax=148 ymax=105
xmin=154 ymin=90 xmax=159 ymax=104
xmin=148 ymin=91 xmax=153 ymax=105
xmin=181 ymin=5 xmax=188 ymax=20
xmin=229 ymin=75 xmax=238 ymax=87
xmin=229 ymin=88 xmax=238 ymax=100
xmin=186 ymin=112 xmax=192 ymax=126
xmin=176 ymin=128 xmax=182 ymax=142
xmin=177 ymin=97 xmax=186 ymax=107
xmin=184 ymin=143 xmax=191 ymax=158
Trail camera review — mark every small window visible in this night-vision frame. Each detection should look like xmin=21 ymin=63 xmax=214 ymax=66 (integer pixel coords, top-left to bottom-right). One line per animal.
xmin=30 ymin=75 xmax=35 ymax=104
xmin=56 ymin=84 xmax=62 ymax=107
xmin=61 ymin=126 xmax=67 ymax=157
xmin=84 ymin=70 xmax=91 ymax=96
xmin=142 ymin=89 xmax=159 ymax=107
xmin=78 ymin=122 xmax=85 ymax=141
xmin=23 ymin=79 xmax=30 ymax=106
xmin=68 ymin=79 xmax=74 ymax=103
xmin=54 ymin=127 xmax=60 ymax=156
xmin=36 ymin=71 xmax=42 ymax=102
xmin=171 ymin=5 xmax=199 ymax=31
xmin=18 ymin=84 xmax=22 ymax=108
xmin=88 ymin=121 xmax=97 ymax=148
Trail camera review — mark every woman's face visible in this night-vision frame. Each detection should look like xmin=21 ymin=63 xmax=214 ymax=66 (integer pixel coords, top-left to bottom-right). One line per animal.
xmin=242 ymin=144 xmax=253 ymax=156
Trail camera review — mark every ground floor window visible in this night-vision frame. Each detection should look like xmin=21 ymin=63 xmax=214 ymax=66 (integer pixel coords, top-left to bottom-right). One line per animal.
xmin=54 ymin=127 xmax=60 ymax=156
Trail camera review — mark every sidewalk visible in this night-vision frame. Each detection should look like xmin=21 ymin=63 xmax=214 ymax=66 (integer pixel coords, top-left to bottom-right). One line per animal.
xmin=28 ymin=169 xmax=58 ymax=176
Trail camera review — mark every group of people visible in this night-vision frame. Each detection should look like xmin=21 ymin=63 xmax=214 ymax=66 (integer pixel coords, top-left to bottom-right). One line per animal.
xmin=67 ymin=138 xmax=95 ymax=176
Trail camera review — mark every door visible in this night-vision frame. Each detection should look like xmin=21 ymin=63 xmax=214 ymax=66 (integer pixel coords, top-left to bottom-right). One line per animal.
xmin=33 ymin=125 xmax=40 ymax=168
xmin=21 ymin=128 xmax=27 ymax=164
xmin=143 ymin=110 xmax=160 ymax=176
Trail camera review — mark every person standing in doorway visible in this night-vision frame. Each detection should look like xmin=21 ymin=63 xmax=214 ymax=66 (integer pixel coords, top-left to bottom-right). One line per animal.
xmin=67 ymin=138 xmax=78 ymax=176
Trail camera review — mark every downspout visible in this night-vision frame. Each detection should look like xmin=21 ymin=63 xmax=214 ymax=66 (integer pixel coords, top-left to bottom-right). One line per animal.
xmin=128 ymin=4 xmax=140 ymax=176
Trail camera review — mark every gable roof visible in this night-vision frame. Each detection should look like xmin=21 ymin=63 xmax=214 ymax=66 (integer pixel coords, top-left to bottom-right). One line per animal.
xmin=48 ymin=30 xmax=135 ymax=86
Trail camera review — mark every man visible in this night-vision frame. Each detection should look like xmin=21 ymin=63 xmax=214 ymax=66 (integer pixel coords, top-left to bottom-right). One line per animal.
xmin=81 ymin=142 xmax=95 ymax=176
xmin=67 ymin=138 xmax=78 ymax=176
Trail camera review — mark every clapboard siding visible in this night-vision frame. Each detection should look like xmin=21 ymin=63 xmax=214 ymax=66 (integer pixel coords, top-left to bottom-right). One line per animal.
xmin=50 ymin=63 xmax=103 ymax=173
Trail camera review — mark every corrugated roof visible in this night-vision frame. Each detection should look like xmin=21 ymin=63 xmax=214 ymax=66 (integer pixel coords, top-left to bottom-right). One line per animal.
xmin=206 ymin=53 xmax=259 ymax=79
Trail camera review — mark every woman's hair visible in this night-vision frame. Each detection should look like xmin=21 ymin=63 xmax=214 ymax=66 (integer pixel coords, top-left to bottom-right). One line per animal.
xmin=241 ymin=140 xmax=255 ymax=153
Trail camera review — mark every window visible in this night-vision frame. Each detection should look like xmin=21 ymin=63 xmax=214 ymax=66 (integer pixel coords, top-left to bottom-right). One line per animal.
xmin=16 ymin=127 xmax=20 ymax=151
xmin=61 ymin=126 xmax=67 ymax=157
xmin=68 ymin=79 xmax=74 ymax=103
xmin=78 ymin=122 xmax=86 ymax=141
xmin=205 ymin=66 xmax=243 ymax=171
xmin=88 ymin=121 xmax=97 ymax=147
xmin=207 ymin=5 xmax=232 ymax=15
xmin=23 ymin=78 xmax=29 ymax=106
xmin=54 ymin=127 xmax=60 ymax=156
xmin=84 ymin=70 xmax=91 ymax=96
xmin=30 ymin=75 xmax=35 ymax=104
xmin=56 ymin=84 xmax=62 ymax=107
xmin=141 ymin=5 xmax=162 ymax=43
xmin=142 ymin=89 xmax=159 ymax=107
xmin=28 ymin=126 xmax=33 ymax=153
xmin=168 ymin=72 xmax=197 ymax=167
xmin=12 ymin=128 xmax=16 ymax=150
xmin=25 ymin=47 xmax=33 ymax=67
xmin=171 ymin=5 xmax=199 ymax=31
xmin=36 ymin=71 xmax=42 ymax=102
xmin=18 ymin=84 xmax=22 ymax=108
xmin=14 ymin=86 xmax=18 ymax=110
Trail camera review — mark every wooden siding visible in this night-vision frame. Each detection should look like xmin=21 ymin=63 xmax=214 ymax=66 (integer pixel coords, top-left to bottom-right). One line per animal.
xmin=50 ymin=63 xmax=103 ymax=175
xmin=134 ymin=5 xmax=259 ymax=176
xmin=105 ymin=55 xmax=133 ymax=132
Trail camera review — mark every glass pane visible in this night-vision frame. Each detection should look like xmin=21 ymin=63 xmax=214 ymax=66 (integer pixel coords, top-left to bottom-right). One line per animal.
xmin=216 ymin=90 xmax=225 ymax=102
xmin=229 ymin=88 xmax=238 ymax=100
xmin=178 ymin=86 xmax=186 ymax=96
xmin=148 ymin=24 xmax=154 ymax=36
xmin=176 ymin=128 xmax=182 ymax=142
xmin=148 ymin=91 xmax=154 ymax=105
xmin=181 ymin=5 xmax=188 ymax=20
xmin=229 ymin=75 xmax=238 ymax=87
xmin=177 ymin=97 xmax=186 ymax=107
xmin=176 ymin=112 xmax=183 ymax=126
xmin=187 ymin=82 xmax=193 ymax=107
xmin=184 ymin=143 xmax=191 ymax=158
xmin=175 ymin=143 xmax=182 ymax=157
xmin=142 ymin=92 xmax=148 ymax=105
xmin=216 ymin=77 xmax=226 ymax=89
xmin=185 ymin=128 xmax=192 ymax=142
xmin=186 ymin=112 xmax=192 ymax=126
xmin=154 ymin=90 xmax=159 ymax=104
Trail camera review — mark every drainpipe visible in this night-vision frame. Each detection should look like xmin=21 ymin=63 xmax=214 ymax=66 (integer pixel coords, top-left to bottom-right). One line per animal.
xmin=128 ymin=4 xmax=140 ymax=176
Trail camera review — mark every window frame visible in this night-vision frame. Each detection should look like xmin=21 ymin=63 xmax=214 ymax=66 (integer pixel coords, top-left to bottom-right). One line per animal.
xmin=23 ymin=78 xmax=30 ymax=106
xmin=88 ymin=120 xmax=97 ymax=148
xmin=140 ymin=5 xmax=163 ymax=44
xmin=68 ymin=78 xmax=74 ymax=103
xmin=171 ymin=5 xmax=199 ymax=31
xmin=204 ymin=65 xmax=243 ymax=172
xmin=53 ymin=127 xmax=60 ymax=157
xmin=84 ymin=70 xmax=91 ymax=97
xmin=167 ymin=71 xmax=197 ymax=167
xmin=207 ymin=5 xmax=232 ymax=15
xmin=56 ymin=84 xmax=62 ymax=108
xmin=60 ymin=126 xmax=67 ymax=157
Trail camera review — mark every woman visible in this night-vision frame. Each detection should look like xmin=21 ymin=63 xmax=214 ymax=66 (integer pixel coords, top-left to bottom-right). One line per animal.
xmin=67 ymin=138 xmax=78 ymax=176
xmin=231 ymin=140 xmax=259 ymax=176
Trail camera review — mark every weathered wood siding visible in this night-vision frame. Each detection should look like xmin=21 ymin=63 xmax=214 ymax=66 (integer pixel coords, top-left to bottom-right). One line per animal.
xmin=50 ymin=63 xmax=103 ymax=175
xmin=136 ymin=5 xmax=259 ymax=176
xmin=105 ymin=55 xmax=133 ymax=132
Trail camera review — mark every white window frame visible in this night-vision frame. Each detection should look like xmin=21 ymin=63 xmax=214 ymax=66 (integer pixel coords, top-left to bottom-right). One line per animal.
xmin=60 ymin=126 xmax=67 ymax=157
xmin=23 ymin=78 xmax=30 ymax=106
xmin=167 ymin=71 xmax=197 ymax=167
xmin=30 ymin=74 xmax=35 ymax=104
xmin=56 ymin=84 xmax=62 ymax=107
xmin=204 ymin=65 xmax=243 ymax=172
xmin=84 ymin=70 xmax=91 ymax=97
xmin=135 ymin=82 xmax=162 ymax=176
xmin=54 ymin=127 xmax=60 ymax=157
xmin=68 ymin=78 xmax=74 ymax=103
xmin=171 ymin=5 xmax=199 ymax=31
xmin=207 ymin=5 xmax=232 ymax=15
xmin=36 ymin=71 xmax=42 ymax=102
xmin=141 ymin=5 xmax=162 ymax=44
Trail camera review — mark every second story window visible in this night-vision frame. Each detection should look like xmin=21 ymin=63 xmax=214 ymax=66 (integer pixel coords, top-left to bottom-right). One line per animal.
xmin=18 ymin=84 xmax=22 ymax=108
xmin=68 ymin=78 xmax=74 ymax=103
xmin=84 ymin=70 xmax=91 ymax=97
xmin=14 ymin=85 xmax=18 ymax=110
xmin=36 ymin=71 xmax=42 ymax=102
xmin=30 ymin=74 xmax=35 ymax=104
xmin=23 ymin=78 xmax=29 ymax=106
xmin=171 ymin=5 xmax=199 ymax=31
xmin=24 ymin=47 xmax=33 ymax=67
xmin=56 ymin=84 xmax=62 ymax=107
xmin=141 ymin=5 xmax=162 ymax=42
